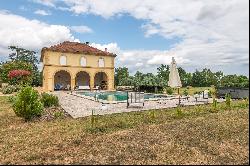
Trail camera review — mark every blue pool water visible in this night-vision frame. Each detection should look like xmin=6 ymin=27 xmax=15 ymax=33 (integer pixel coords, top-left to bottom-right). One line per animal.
xmin=76 ymin=91 xmax=169 ymax=101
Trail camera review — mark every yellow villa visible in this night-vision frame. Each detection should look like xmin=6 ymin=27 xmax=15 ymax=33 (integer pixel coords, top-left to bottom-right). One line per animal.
xmin=41 ymin=41 xmax=116 ymax=92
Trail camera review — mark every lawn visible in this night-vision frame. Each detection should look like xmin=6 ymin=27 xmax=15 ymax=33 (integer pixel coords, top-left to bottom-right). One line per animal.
xmin=172 ymin=86 xmax=215 ymax=95
xmin=0 ymin=96 xmax=249 ymax=165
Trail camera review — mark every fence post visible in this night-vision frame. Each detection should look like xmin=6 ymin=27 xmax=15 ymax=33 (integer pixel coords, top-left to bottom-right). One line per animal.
xmin=127 ymin=91 xmax=129 ymax=108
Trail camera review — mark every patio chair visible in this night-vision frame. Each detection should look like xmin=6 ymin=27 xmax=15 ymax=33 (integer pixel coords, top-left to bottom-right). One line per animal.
xmin=93 ymin=86 xmax=99 ymax=90
xmin=54 ymin=83 xmax=63 ymax=90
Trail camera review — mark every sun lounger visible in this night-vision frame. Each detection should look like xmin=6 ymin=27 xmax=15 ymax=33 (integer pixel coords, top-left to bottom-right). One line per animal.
xmin=93 ymin=86 xmax=99 ymax=90
xmin=78 ymin=86 xmax=90 ymax=90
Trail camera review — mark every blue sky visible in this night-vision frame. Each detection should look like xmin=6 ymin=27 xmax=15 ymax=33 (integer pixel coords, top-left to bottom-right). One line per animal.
xmin=0 ymin=0 xmax=179 ymax=50
xmin=0 ymin=0 xmax=249 ymax=76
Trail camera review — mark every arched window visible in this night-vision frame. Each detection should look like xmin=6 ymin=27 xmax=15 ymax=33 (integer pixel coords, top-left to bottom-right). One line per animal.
xmin=80 ymin=57 xmax=87 ymax=67
xmin=60 ymin=55 xmax=67 ymax=65
xmin=98 ymin=57 xmax=104 ymax=67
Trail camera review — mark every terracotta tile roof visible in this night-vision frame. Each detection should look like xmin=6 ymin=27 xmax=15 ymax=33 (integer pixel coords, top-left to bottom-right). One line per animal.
xmin=41 ymin=41 xmax=116 ymax=62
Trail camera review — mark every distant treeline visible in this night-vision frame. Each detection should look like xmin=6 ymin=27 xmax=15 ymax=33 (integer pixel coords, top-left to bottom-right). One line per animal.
xmin=115 ymin=65 xmax=249 ymax=88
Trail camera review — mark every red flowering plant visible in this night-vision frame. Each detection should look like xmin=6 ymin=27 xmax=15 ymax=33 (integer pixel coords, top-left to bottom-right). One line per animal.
xmin=8 ymin=69 xmax=32 ymax=85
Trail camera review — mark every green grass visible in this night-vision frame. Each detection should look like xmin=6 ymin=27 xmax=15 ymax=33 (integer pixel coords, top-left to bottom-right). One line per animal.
xmin=0 ymin=96 xmax=249 ymax=165
xmin=172 ymin=86 xmax=214 ymax=95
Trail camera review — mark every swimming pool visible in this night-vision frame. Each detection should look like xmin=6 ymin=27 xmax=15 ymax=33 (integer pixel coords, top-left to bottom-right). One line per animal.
xmin=76 ymin=91 xmax=170 ymax=102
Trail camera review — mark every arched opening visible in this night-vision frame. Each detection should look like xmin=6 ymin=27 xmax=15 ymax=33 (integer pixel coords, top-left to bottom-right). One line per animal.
xmin=54 ymin=70 xmax=71 ymax=90
xmin=94 ymin=72 xmax=108 ymax=90
xmin=75 ymin=71 xmax=90 ymax=90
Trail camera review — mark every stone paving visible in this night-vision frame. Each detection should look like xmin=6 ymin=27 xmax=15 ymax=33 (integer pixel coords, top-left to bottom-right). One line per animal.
xmin=53 ymin=91 xmax=225 ymax=118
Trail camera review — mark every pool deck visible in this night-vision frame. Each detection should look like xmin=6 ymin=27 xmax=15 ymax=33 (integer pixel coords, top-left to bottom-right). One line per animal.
xmin=53 ymin=91 xmax=225 ymax=118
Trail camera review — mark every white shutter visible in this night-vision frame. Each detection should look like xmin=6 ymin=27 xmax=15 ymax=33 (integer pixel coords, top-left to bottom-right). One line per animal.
xmin=98 ymin=58 xmax=104 ymax=67
xmin=60 ymin=55 xmax=67 ymax=65
xmin=80 ymin=57 xmax=86 ymax=67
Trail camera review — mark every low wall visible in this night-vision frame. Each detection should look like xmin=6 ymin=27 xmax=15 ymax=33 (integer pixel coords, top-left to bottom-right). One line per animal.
xmin=216 ymin=87 xmax=249 ymax=99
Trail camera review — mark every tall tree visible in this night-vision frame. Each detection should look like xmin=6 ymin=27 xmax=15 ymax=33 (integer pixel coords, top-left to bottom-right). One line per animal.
xmin=177 ymin=67 xmax=192 ymax=87
xmin=115 ymin=67 xmax=130 ymax=86
xmin=157 ymin=64 xmax=170 ymax=87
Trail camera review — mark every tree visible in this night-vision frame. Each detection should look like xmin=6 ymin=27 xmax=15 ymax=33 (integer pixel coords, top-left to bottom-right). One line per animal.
xmin=133 ymin=71 xmax=144 ymax=88
xmin=141 ymin=73 xmax=157 ymax=86
xmin=115 ymin=67 xmax=130 ymax=86
xmin=221 ymin=75 xmax=249 ymax=88
xmin=214 ymin=71 xmax=224 ymax=87
xmin=157 ymin=64 xmax=170 ymax=87
xmin=8 ymin=46 xmax=41 ymax=86
xmin=192 ymin=70 xmax=203 ymax=87
xmin=177 ymin=67 xmax=193 ymax=87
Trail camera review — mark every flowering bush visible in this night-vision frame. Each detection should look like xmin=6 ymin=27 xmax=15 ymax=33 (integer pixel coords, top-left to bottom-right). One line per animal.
xmin=0 ymin=61 xmax=33 ymax=85
xmin=8 ymin=70 xmax=31 ymax=78
xmin=7 ymin=69 xmax=32 ymax=85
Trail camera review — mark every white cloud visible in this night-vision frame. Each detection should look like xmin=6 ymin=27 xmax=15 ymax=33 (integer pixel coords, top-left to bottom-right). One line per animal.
xmin=32 ymin=0 xmax=56 ymax=7
xmin=37 ymin=0 xmax=248 ymax=75
xmin=70 ymin=25 xmax=93 ymax=33
xmin=135 ymin=62 xmax=143 ymax=67
xmin=0 ymin=10 xmax=78 ymax=59
xmin=34 ymin=9 xmax=51 ymax=15
xmin=90 ymin=42 xmax=121 ymax=54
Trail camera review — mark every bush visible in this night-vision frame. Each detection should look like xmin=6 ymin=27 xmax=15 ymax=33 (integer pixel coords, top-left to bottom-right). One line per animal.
xmin=183 ymin=89 xmax=188 ymax=96
xmin=7 ymin=95 xmax=16 ymax=103
xmin=225 ymin=93 xmax=231 ymax=109
xmin=175 ymin=106 xmax=183 ymax=118
xmin=208 ymin=90 xmax=212 ymax=98
xmin=211 ymin=98 xmax=218 ymax=112
xmin=13 ymin=86 xmax=43 ymax=121
xmin=1 ymin=85 xmax=21 ymax=94
xmin=40 ymin=93 xmax=59 ymax=108
xmin=0 ymin=61 xmax=33 ymax=85
xmin=166 ymin=87 xmax=173 ymax=95
xmin=53 ymin=111 xmax=64 ymax=118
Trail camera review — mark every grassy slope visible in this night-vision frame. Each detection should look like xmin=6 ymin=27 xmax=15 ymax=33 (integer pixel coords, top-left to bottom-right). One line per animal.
xmin=0 ymin=96 xmax=249 ymax=165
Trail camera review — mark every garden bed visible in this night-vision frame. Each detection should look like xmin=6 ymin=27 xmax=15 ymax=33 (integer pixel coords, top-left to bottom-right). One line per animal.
xmin=34 ymin=106 xmax=71 ymax=122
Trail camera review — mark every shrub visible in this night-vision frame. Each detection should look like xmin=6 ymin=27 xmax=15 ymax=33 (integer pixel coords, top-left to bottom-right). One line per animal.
xmin=148 ymin=110 xmax=156 ymax=123
xmin=208 ymin=90 xmax=212 ymax=98
xmin=225 ymin=93 xmax=231 ymax=109
xmin=1 ymin=85 xmax=21 ymax=94
xmin=176 ymin=106 xmax=183 ymax=118
xmin=40 ymin=93 xmax=59 ymax=108
xmin=53 ymin=111 xmax=64 ymax=118
xmin=166 ymin=87 xmax=173 ymax=95
xmin=183 ymin=89 xmax=188 ymax=96
xmin=0 ymin=61 xmax=33 ymax=85
xmin=212 ymin=98 xmax=218 ymax=112
xmin=8 ymin=69 xmax=32 ymax=85
xmin=13 ymin=86 xmax=43 ymax=121
xmin=7 ymin=95 xmax=16 ymax=103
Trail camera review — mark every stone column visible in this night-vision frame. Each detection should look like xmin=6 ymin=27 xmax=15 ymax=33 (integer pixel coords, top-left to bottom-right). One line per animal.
xmin=107 ymin=69 xmax=115 ymax=90
xmin=71 ymin=77 xmax=75 ymax=90
xmin=47 ymin=78 xmax=53 ymax=92
xmin=90 ymin=74 xmax=95 ymax=91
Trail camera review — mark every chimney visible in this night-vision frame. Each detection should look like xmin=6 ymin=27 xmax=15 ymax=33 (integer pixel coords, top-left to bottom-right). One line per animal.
xmin=105 ymin=48 xmax=107 ymax=52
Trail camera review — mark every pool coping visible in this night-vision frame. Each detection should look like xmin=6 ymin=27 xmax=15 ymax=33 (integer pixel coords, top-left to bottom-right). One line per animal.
xmin=70 ymin=91 xmax=176 ymax=104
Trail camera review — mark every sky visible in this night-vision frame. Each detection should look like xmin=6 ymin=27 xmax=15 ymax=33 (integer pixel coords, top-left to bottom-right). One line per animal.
xmin=0 ymin=0 xmax=249 ymax=76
